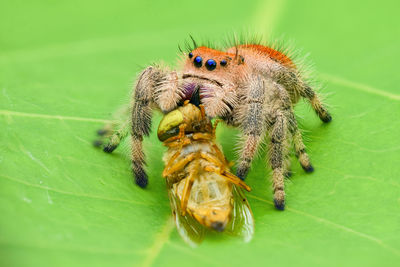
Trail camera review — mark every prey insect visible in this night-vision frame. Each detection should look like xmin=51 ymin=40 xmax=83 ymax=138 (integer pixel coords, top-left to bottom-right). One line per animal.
xmin=157 ymin=101 xmax=254 ymax=244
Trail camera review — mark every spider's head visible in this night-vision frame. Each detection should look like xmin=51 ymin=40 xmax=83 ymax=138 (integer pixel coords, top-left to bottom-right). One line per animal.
xmin=181 ymin=46 xmax=245 ymax=118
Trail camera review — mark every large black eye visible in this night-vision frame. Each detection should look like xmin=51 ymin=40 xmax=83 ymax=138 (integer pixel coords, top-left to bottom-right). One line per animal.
xmin=205 ymin=59 xmax=216 ymax=71
xmin=220 ymin=59 xmax=227 ymax=66
xmin=188 ymin=52 xmax=193 ymax=58
xmin=194 ymin=56 xmax=202 ymax=67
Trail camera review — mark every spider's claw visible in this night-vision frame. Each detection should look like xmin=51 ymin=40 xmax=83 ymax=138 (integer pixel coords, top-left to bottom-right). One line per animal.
xmin=274 ymin=198 xmax=285 ymax=211
xmin=103 ymin=144 xmax=118 ymax=153
xmin=236 ymin=167 xmax=249 ymax=181
xmin=93 ymin=140 xmax=103 ymax=147
xmin=97 ymin=129 xmax=109 ymax=136
xmin=302 ymin=164 xmax=314 ymax=173
xmin=284 ymin=170 xmax=292 ymax=178
xmin=321 ymin=113 xmax=332 ymax=123
xmin=134 ymin=168 xmax=148 ymax=188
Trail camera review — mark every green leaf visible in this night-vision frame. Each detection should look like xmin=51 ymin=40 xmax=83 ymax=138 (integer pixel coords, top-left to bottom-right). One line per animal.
xmin=1 ymin=0 xmax=399 ymax=266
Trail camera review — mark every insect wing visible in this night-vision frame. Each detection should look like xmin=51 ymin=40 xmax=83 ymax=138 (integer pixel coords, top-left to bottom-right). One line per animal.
xmin=225 ymin=185 xmax=255 ymax=242
xmin=168 ymin=188 xmax=206 ymax=246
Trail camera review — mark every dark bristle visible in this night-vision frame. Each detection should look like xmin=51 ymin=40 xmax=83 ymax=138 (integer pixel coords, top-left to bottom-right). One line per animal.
xmin=180 ymin=35 xmax=221 ymax=52
xmin=178 ymin=44 xmax=183 ymax=53
xmin=189 ymin=34 xmax=198 ymax=49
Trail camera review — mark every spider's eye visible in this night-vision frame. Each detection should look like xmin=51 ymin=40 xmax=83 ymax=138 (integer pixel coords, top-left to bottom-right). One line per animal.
xmin=220 ymin=59 xmax=227 ymax=66
xmin=205 ymin=59 xmax=216 ymax=71
xmin=194 ymin=56 xmax=202 ymax=67
xmin=188 ymin=52 xmax=193 ymax=58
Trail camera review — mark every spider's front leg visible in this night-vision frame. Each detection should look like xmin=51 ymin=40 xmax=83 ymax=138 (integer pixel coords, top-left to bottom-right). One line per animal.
xmin=131 ymin=66 xmax=183 ymax=187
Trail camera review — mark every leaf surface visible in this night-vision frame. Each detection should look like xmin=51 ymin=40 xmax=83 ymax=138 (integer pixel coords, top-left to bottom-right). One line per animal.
xmin=1 ymin=0 xmax=399 ymax=266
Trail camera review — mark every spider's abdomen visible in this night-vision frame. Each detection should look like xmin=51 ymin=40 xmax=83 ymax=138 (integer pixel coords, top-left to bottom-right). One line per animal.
xmin=227 ymin=44 xmax=295 ymax=68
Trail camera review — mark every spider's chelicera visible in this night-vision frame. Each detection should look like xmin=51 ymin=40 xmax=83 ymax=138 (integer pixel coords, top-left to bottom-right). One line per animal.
xmin=97 ymin=38 xmax=332 ymax=211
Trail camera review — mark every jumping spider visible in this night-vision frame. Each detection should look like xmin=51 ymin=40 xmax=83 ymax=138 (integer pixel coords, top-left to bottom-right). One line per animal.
xmin=98 ymin=39 xmax=332 ymax=211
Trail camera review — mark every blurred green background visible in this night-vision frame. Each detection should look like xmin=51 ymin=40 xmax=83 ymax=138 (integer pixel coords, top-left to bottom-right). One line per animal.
xmin=1 ymin=0 xmax=399 ymax=266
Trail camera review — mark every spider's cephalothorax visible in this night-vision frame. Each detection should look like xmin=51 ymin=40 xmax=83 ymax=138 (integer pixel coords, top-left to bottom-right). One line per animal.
xmin=97 ymin=39 xmax=332 ymax=211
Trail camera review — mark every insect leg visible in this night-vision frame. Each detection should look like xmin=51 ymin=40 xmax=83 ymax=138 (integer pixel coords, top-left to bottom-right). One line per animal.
xmin=163 ymin=124 xmax=187 ymax=143
xmin=211 ymin=144 xmax=230 ymax=166
xmin=180 ymin=167 xmax=197 ymax=216
xmin=204 ymin=165 xmax=251 ymax=192
xmin=163 ymin=150 xmax=182 ymax=175
xmin=162 ymin=152 xmax=196 ymax=177
xmin=199 ymin=152 xmax=225 ymax=169
xmin=192 ymin=132 xmax=213 ymax=141
xmin=212 ymin=119 xmax=222 ymax=137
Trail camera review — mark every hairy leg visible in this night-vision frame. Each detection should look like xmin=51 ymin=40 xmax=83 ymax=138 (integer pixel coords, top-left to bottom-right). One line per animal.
xmin=102 ymin=119 xmax=130 ymax=153
xmin=131 ymin=66 xmax=182 ymax=187
xmin=93 ymin=104 xmax=130 ymax=147
xmin=286 ymin=110 xmax=314 ymax=172
xmin=275 ymin=68 xmax=332 ymax=123
xmin=236 ymin=76 xmax=267 ymax=180
xmin=302 ymin=85 xmax=332 ymax=123
xmin=268 ymin=112 xmax=290 ymax=210
xmin=162 ymin=153 xmax=196 ymax=177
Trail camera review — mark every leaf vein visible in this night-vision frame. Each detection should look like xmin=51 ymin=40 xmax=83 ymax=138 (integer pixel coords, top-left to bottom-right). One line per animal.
xmin=0 ymin=174 xmax=153 ymax=206
xmin=141 ymin=217 xmax=175 ymax=267
xmin=0 ymin=109 xmax=111 ymax=124
xmin=321 ymin=73 xmax=400 ymax=101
